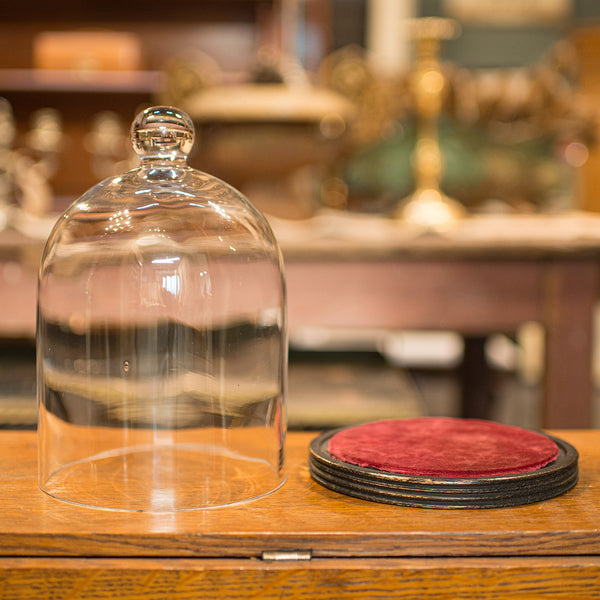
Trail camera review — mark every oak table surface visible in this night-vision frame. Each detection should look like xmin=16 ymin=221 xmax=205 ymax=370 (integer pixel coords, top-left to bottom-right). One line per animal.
xmin=1 ymin=430 xmax=600 ymax=598
xmin=0 ymin=429 xmax=599 ymax=557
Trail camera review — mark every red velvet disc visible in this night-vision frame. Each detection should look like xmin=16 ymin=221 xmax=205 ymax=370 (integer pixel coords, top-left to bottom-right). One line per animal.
xmin=328 ymin=418 xmax=559 ymax=477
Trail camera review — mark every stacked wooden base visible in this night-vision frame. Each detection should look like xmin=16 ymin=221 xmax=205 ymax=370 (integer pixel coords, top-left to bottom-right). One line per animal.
xmin=309 ymin=424 xmax=578 ymax=509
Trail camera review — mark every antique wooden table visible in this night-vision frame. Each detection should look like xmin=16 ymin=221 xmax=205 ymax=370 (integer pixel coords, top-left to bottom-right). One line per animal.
xmin=1 ymin=429 xmax=599 ymax=599
xmin=279 ymin=212 xmax=600 ymax=428
xmin=3 ymin=212 xmax=600 ymax=427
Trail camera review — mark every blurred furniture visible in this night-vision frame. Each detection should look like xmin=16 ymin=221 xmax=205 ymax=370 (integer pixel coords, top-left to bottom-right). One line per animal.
xmin=572 ymin=24 xmax=600 ymax=213
xmin=279 ymin=212 xmax=600 ymax=428
xmin=0 ymin=429 xmax=599 ymax=598
xmin=0 ymin=68 xmax=156 ymax=205
xmin=0 ymin=0 xmax=334 ymax=203
xmin=2 ymin=212 xmax=600 ymax=428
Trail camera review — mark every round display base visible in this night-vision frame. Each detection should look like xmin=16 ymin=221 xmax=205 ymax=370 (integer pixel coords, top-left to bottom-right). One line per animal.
xmin=309 ymin=427 xmax=578 ymax=509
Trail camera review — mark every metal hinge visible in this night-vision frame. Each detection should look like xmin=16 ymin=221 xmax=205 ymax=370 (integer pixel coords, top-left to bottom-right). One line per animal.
xmin=261 ymin=550 xmax=312 ymax=561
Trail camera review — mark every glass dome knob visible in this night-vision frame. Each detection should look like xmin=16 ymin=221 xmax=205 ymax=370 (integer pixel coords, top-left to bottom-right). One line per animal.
xmin=131 ymin=105 xmax=195 ymax=162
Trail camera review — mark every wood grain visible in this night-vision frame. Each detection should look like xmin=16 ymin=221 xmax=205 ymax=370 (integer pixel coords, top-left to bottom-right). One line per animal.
xmin=285 ymin=256 xmax=600 ymax=428
xmin=2 ymin=430 xmax=600 ymax=598
xmin=543 ymin=260 xmax=599 ymax=427
xmin=286 ymin=259 xmax=546 ymax=332
xmin=0 ymin=430 xmax=599 ymax=559
xmin=1 ymin=557 xmax=599 ymax=599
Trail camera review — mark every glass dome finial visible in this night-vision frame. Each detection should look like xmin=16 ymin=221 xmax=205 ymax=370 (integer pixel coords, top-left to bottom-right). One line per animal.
xmin=131 ymin=105 xmax=195 ymax=161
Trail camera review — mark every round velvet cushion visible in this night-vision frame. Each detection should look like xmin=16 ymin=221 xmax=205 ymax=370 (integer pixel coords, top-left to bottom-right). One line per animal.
xmin=328 ymin=417 xmax=559 ymax=478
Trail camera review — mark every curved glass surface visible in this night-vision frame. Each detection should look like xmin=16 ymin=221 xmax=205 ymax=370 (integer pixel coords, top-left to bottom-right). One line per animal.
xmin=37 ymin=107 xmax=287 ymax=511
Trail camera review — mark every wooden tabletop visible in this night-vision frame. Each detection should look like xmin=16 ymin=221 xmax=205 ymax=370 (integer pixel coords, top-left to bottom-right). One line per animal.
xmin=1 ymin=429 xmax=599 ymax=559
xmin=272 ymin=211 xmax=600 ymax=260
xmin=8 ymin=211 xmax=600 ymax=261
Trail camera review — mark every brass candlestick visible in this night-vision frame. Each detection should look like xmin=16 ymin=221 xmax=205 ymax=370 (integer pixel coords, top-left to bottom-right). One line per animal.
xmin=396 ymin=18 xmax=465 ymax=229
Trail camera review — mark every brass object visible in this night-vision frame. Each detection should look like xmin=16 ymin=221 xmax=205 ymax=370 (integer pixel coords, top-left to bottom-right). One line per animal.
xmin=0 ymin=99 xmax=16 ymax=221
xmin=396 ymin=18 xmax=466 ymax=230
xmin=318 ymin=45 xmax=401 ymax=149
xmin=182 ymin=83 xmax=355 ymax=219
xmin=84 ymin=111 xmax=134 ymax=179
xmin=0 ymin=99 xmax=63 ymax=232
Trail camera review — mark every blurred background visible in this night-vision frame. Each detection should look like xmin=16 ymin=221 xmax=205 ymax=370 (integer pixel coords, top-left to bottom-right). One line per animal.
xmin=2 ymin=0 xmax=600 ymax=430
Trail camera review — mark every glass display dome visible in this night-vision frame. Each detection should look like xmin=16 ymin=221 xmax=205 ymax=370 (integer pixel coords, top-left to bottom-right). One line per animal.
xmin=37 ymin=106 xmax=287 ymax=511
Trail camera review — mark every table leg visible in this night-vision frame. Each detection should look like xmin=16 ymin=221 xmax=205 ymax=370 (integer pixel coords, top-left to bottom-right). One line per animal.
xmin=460 ymin=335 xmax=494 ymax=420
xmin=543 ymin=261 xmax=599 ymax=428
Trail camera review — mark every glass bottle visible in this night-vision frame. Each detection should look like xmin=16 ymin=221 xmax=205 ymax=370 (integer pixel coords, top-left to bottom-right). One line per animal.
xmin=37 ymin=106 xmax=287 ymax=511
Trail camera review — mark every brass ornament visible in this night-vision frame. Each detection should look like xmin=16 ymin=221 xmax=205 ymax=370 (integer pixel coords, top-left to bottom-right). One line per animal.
xmin=395 ymin=18 xmax=467 ymax=230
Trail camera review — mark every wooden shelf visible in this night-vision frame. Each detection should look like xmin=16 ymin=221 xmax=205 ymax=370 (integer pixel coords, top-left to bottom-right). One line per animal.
xmin=0 ymin=0 xmax=272 ymax=23
xmin=0 ymin=68 xmax=162 ymax=94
